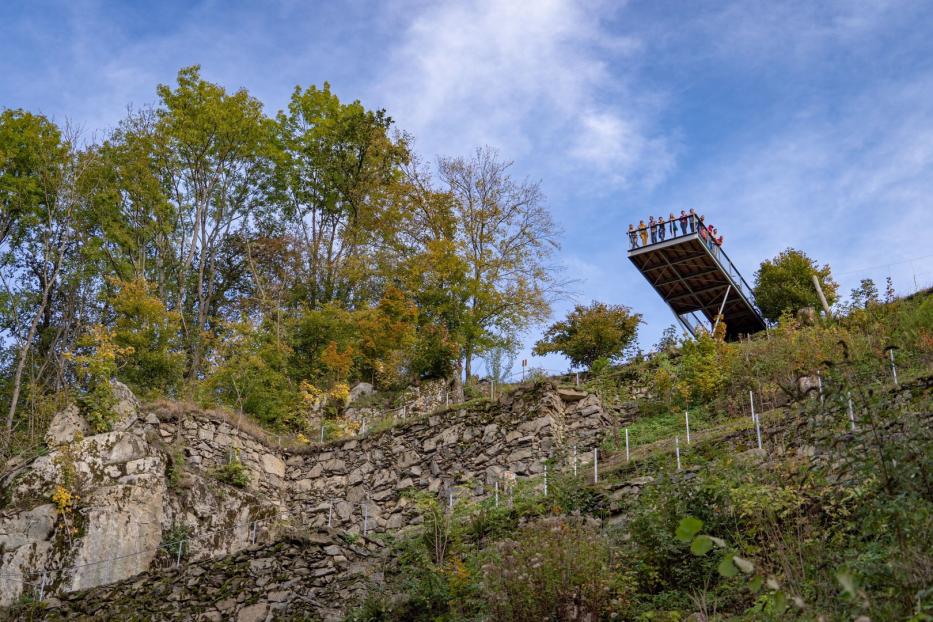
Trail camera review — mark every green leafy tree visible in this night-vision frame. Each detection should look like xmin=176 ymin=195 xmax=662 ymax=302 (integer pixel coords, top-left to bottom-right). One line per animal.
xmin=533 ymin=301 xmax=641 ymax=369
xmin=753 ymin=248 xmax=838 ymax=322
xmin=108 ymin=277 xmax=184 ymax=398
xmin=153 ymin=66 xmax=274 ymax=379
xmin=202 ymin=319 xmax=299 ymax=430
xmin=273 ymin=82 xmax=410 ymax=308
xmin=0 ymin=110 xmax=87 ymax=448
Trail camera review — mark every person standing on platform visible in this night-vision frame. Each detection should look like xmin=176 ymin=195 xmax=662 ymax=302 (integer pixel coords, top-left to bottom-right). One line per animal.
xmin=657 ymin=215 xmax=666 ymax=241
xmin=649 ymin=216 xmax=657 ymax=244
xmin=669 ymin=213 xmax=677 ymax=237
xmin=639 ymin=219 xmax=648 ymax=246
xmin=689 ymin=208 xmax=697 ymax=232
xmin=679 ymin=210 xmax=688 ymax=235
xmin=628 ymin=224 xmax=638 ymax=249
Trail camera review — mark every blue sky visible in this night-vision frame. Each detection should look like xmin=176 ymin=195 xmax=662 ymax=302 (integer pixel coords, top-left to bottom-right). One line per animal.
xmin=3 ymin=0 xmax=932 ymax=373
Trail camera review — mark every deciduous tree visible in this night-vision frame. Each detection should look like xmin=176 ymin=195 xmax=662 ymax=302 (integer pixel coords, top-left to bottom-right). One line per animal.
xmin=533 ymin=301 xmax=641 ymax=369
xmin=753 ymin=248 xmax=838 ymax=322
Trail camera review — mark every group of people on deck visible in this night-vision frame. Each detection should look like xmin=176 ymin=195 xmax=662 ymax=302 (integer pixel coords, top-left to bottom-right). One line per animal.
xmin=628 ymin=209 xmax=724 ymax=255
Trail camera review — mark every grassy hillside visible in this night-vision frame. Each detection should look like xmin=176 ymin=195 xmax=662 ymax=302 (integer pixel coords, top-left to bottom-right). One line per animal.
xmin=346 ymin=292 xmax=932 ymax=622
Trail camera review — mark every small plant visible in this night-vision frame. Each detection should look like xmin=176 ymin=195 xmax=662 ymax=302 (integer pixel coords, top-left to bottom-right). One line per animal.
xmin=162 ymin=523 xmax=190 ymax=562
xmin=212 ymin=449 xmax=250 ymax=487
xmin=166 ymin=445 xmax=186 ymax=489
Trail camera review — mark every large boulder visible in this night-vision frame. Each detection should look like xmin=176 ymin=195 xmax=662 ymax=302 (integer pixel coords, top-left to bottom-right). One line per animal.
xmin=45 ymin=403 xmax=90 ymax=447
xmin=110 ymin=379 xmax=140 ymax=432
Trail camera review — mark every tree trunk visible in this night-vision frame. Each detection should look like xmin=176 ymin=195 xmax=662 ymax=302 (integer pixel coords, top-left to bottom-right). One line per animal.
xmin=4 ymin=274 xmax=57 ymax=450
xmin=451 ymin=361 xmax=464 ymax=403
xmin=463 ymin=343 xmax=473 ymax=385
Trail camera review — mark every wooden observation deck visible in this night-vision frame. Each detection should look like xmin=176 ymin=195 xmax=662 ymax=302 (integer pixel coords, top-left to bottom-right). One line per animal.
xmin=627 ymin=218 xmax=767 ymax=341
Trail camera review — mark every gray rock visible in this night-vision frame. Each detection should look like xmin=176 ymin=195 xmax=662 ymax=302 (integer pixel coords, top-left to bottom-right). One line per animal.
xmin=45 ymin=404 xmax=90 ymax=447
xmin=349 ymin=382 xmax=374 ymax=403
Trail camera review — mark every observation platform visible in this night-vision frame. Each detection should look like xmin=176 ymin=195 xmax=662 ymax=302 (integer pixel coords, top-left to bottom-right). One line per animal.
xmin=627 ymin=217 xmax=767 ymax=341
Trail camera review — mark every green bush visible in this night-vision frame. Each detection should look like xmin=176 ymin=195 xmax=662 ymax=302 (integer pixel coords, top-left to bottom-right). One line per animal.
xmin=212 ymin=451 xmax=250 ymax=488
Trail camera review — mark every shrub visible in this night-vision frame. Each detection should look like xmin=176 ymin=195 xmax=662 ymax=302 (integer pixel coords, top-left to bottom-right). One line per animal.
xmin=481 ymin=516 xmax=629 ymax=622
xmin=212 ymin=450 xmax=250 ymax=487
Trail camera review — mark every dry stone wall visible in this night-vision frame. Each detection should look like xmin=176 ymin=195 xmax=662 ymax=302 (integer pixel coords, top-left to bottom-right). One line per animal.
xmin=37 ymin=530 xmax=383 ymax=622
xmin=285 ymin=384 xmax=611 ymax=534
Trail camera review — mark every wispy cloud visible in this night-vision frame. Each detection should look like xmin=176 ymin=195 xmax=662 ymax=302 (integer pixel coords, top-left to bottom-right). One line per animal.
xmin=376 ymin=0 xmax=674 ymax=188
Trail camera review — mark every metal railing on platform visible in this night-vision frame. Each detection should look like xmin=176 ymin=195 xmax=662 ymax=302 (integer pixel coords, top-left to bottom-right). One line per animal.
xmin=628 ymin=215 xmax=762 ymax=319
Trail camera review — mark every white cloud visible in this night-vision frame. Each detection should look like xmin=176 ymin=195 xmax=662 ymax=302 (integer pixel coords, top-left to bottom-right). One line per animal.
xmin=376 ymin=0 xmax=674 ymax=189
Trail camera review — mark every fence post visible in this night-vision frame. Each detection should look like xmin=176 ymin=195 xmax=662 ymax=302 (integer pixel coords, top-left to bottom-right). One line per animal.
xmin=847 ymin=392 xmax=856 ymax=431
xmin=684 ymin=411 xmax=691 ymax=444
xmin=625 ymin=428 xmax=630 ymax=463
xmin=675 ymin=435 xmax=682 ymax=471
xmin=593 ymin=448 xmax=599 ymax=484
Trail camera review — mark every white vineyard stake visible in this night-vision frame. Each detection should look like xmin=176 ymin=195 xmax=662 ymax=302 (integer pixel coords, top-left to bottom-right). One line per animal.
xmin=685 ymin=411 xmax=691 ymax=444
xmin=543 ymin=464 xmax=548 ymax=497
xmin=675 ymin=435 xmax=682 ymax=471
xmin=327 ymin=502 xmax=333 ymax=528
xmin=593 ymin=448 xmax=599 ymax=484
xmin=889 ymin=349 xmax=899 ymax=386
xmin=573 ymin=445 xmax=578 ymax=476
xmin=625 ymin=428 xmax=630 ymax=463
xmin=818 ymin=372 xmax=824 ymax=405
xmin=754 ymin=410 xmax=763 ymax=450
xmin=494 ymin=481 xmax=499 ymax=507
xmin=847 ymin=392 xmax=856 ymax=431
